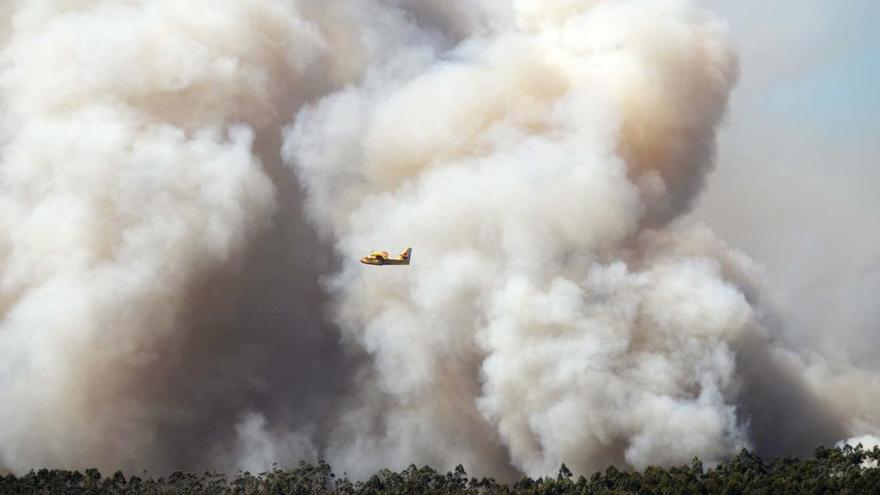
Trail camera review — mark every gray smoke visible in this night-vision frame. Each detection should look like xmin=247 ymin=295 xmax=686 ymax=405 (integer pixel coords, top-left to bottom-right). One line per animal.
xmin=0 ymin=0 xmax=876 ymax=480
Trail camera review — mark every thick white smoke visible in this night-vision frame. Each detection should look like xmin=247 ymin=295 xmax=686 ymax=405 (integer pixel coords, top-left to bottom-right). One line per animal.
xmin=0 ymin=0 xmax=876 ymax=480
xmin=286 ymin=0 xmax=758 ymax=475
xmin=0 ymin=0 xmax=348 ymax=472
xmin=285 ymin=0 xmax=876 ymax=477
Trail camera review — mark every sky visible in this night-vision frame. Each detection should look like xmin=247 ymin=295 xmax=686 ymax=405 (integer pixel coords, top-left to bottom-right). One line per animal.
xmin=693 ymin=0 xmax=880 ymax=364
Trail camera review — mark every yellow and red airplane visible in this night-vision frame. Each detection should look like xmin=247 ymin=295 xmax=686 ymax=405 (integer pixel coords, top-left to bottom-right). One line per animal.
xmin=360 ymin=248 xmax=412 ymax=266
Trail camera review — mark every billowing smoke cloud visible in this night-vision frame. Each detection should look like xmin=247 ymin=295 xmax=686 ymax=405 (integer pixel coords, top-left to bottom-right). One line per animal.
xmin=0 ymin=0 xmax=876 ymax=480
xmin=0 ymin=0 xmax=355 ymax=473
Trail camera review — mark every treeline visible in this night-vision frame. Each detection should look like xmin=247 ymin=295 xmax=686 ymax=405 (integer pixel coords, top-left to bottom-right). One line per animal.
xmin=2 ymin=445 xmax=878 ymax=494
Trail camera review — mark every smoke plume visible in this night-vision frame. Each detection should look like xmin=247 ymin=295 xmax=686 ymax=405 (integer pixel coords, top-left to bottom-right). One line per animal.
xmin=0 ymin=0 xmax=876 ymax=479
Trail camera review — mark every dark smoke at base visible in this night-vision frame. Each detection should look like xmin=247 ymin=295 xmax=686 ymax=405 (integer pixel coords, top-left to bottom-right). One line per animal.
xmin=0 ymin=0 xmax=876 ymax=480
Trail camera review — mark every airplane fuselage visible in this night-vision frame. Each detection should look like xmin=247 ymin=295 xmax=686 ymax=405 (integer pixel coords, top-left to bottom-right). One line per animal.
xmin=360 ymin=248 xmax=412 ymax=266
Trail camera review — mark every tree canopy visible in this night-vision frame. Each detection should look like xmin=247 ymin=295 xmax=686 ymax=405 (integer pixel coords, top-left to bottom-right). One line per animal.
xmin=2 ymin=444 xmax=878 ymax=494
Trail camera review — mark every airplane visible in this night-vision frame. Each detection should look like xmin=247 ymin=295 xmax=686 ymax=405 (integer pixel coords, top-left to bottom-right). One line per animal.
xmin=360 ymin=247 xmax=412 ymax=266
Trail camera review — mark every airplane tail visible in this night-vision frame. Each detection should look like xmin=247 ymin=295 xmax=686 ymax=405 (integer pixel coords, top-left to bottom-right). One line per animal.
xmin=400 ymin=247 xmax=412 ymax=260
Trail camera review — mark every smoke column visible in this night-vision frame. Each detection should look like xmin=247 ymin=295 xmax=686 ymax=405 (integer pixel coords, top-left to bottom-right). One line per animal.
xmin=0 ymin=0 xmax=876 ymax=479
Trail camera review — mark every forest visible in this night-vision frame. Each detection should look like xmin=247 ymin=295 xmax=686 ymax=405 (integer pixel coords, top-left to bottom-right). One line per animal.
xmin=1 ymin=444 xmax=878 ymax=494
